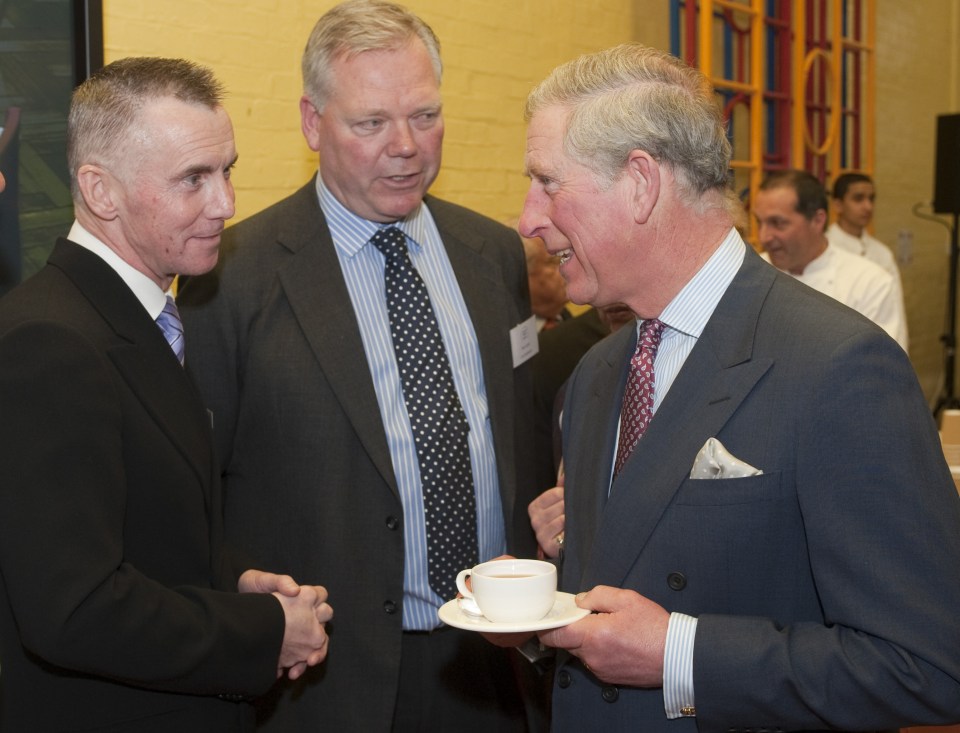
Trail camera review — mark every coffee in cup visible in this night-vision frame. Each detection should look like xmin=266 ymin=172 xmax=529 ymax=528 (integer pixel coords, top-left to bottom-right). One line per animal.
xmin=455 ymin=558 xmax=556 ymax=623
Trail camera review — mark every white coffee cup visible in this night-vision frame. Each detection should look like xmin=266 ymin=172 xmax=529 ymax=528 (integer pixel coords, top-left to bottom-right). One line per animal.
xmin=455 ymin=558 xmax=557 ymax=623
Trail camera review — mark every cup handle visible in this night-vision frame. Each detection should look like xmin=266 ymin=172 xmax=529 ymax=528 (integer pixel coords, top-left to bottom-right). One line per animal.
xmin=455 ymin=569 xmax=474 ymax=599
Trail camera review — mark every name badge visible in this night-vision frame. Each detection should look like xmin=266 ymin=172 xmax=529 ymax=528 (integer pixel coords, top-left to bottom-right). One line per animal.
xmin=510 ymin=315 xmax=539 ymax=368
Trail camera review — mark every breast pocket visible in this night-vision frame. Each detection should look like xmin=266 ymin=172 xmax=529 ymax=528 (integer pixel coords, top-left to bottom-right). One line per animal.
xmin=673 ymin=471 xmax=783 ymax=506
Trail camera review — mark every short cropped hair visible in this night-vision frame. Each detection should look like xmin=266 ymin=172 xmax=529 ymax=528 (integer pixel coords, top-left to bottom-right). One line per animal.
xmin=67 ymin=57 xmax=224 ymax=198
xmin=302 ymin=0 xmax=442 ymax=110
xmin=524 ymin=43 xmax=734 ymax=213
xmin=832 ymin=172 xmax=873 ymax=200
xmin=759 ymin=169 xmax=828 ymax=220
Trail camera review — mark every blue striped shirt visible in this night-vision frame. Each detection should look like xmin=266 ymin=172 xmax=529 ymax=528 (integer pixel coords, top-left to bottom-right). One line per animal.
xmin=317 ymin=177 xmax=505 ymax=630
xmin=617 ymin=228 xmax=745 ymax=718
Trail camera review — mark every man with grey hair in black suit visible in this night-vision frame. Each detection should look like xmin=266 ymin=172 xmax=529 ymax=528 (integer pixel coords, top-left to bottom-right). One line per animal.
xmin=0 ymin=56 xmax=331 ymax=732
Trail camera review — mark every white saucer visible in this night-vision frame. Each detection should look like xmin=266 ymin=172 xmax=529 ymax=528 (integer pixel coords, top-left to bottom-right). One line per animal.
xmin=438 ymin=591 xmax=590 ymax=633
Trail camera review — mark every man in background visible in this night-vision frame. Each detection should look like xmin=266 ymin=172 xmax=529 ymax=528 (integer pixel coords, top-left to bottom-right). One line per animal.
xmin=179 ymin=1 xmax=537 ymax=730
xmin=488 ymin=43 xmax=960 ymax=732
xmin=0 ymin=57 xmax=331 ymax=732
xmin=754 ymin=169 xmax=908 ymax=350
xmin=827 ymin=172 xmax=900 ymax=276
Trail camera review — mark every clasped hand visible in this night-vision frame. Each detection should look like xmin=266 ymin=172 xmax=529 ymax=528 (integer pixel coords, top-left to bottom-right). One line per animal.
xmin=239 ymin=569 xmax=333 ymax=680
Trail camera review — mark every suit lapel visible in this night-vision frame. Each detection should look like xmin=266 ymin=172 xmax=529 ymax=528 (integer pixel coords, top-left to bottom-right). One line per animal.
xmin=272 ymin=184 xmax=399 ymax=496
xmin=49 ymin=240 xmax=214 ymax=499
xmin=580 ymin=250 xmax=777 ymax=589
xmin=272 ymin=188 xmax=523 ymax=504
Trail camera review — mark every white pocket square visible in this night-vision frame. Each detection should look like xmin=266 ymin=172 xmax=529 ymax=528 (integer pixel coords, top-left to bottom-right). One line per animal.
xmin=689 ymin=438 xmax=763 ymax=479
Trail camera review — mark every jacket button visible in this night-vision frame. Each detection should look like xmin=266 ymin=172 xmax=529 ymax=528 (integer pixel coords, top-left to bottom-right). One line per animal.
xmin=557 ymin=670 xmax=572 ymax=688
xmin=601 ymin=685 xmax=619 ymax=703
xmin=667 ymin=572 xmax=687 ymax=591
xmin=385 ymin=515 xmax=400 ymax=530
xmin=383 ymin=600 xmax=397 ymax=614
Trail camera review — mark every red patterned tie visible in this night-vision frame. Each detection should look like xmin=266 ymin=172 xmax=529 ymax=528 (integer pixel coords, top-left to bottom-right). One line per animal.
xmin=613 ymin=318 xmax=665 ymax=476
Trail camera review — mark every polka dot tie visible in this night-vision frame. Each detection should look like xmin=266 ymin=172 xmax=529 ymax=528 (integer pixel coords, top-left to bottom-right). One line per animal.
xmin=371 ymin=227 xmax=478 ymax=600
xmin=613 ymin=318 xmax=665 ymax=476
xmin=156 ymin=295 xmax=185 ymax=366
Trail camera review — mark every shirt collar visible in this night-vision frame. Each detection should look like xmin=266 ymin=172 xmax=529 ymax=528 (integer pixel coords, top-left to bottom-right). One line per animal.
xmin=654 ymin=227 xmax=746 ymax=339
xmin=799 ymin=242 xmax=836 ymax=276
xmin=68 ymin=220 xmax=169 ymax=319
xmin=315 ymin=174 xmax=433 ymax=258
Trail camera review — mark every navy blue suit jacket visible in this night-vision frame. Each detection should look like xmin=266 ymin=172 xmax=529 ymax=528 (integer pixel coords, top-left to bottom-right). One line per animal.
xmin=555 ymin=246 xmax=960 ymax=732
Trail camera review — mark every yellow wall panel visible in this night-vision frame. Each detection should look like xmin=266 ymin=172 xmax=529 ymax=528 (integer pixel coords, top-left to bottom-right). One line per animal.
xmin=103 ymin=0 xmax=636 ymax=223
xmin=874 ymin=0 xmax=960 ymax=400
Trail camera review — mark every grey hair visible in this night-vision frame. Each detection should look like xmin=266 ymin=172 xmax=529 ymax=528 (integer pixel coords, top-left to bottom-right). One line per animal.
xmin=67 ymin=57 xmax=224 ymax=198
xmin=525 ymin=43 xmax=736 ymax=215
xmin=302 ymin=0 xmax=442 ymax=110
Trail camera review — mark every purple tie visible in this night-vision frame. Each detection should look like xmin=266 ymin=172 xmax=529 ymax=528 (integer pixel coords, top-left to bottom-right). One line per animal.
xmin=156 ymin=295 xmax=185 ymax=366
xmin=614 ymin=318 xmax=665 ymax=476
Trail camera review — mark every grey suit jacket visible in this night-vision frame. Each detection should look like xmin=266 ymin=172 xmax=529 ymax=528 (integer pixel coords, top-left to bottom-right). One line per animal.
xmin=554 ymin=246 xmax=960 ymax=732
xmin=179 ymin=179 xmax=537 ymax=731
xmin=0 ymin=240 xmax=284 ymax=732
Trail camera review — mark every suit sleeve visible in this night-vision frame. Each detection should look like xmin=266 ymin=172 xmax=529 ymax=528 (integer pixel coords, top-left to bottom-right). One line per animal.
xmin=0 ymin=320 xmax=283 ymax=696
xmin=693 ymin=329 xmax=960 ymax=729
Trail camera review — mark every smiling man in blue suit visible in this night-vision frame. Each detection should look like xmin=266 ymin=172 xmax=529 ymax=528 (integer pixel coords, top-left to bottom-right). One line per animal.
xmin=508 ymin=43 xmax=960 ymax=732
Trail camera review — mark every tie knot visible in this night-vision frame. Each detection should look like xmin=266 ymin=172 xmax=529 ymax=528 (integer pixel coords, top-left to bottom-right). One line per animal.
xmin=160 ymin=294 xmax=180 ymax=321
xmin=156 ymin=295 xmax=185 ymax=365
xmin=639 ymin=318 xmax=665 ymax=352
xmin=370 ymin=226 xmax=408 ymax=260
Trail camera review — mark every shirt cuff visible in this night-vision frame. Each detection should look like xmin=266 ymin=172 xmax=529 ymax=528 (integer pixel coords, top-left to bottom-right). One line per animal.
xmin=663 ymin=612 xmax=697 ymax=719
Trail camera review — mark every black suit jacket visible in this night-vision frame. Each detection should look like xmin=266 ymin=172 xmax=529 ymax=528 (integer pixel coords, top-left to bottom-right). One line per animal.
xmin=0 ymin=240 xmax=284 ymax=732
xmin=554 ymin=246 xmax=960 ymax=731
xmin=179 ymin=180 xmax=537 ymax=731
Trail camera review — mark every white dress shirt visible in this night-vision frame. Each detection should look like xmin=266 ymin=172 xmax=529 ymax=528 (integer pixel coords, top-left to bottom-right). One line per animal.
xmin=68 ymin=221 xmax=169 ymax=319
xmin=827 ymin=223 xmax=908 ymax=350
xmin=763 ymin=242 xmax=908 ymax=351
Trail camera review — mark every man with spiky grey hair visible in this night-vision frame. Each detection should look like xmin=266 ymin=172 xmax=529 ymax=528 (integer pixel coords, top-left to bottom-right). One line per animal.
xmin=0 ymin=56 xmax=332 ymax=732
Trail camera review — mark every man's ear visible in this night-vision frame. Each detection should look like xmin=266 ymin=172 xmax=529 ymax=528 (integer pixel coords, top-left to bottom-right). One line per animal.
xmin=76 ymin=164 xmax=119 ymax=221
xmin=624 ymin=150 xmax=660 ymax=224
xmin=300 ymin=96 xmax=323 ymax=153
xmin=811 ymin=207 xmax=828 ymax=232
